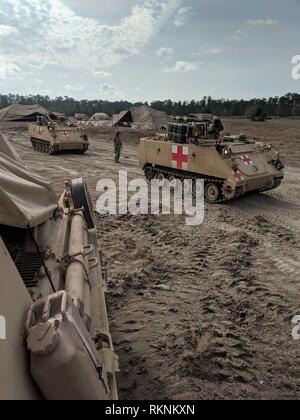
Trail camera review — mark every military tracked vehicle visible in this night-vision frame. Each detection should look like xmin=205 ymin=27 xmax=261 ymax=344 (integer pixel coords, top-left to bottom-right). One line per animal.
xmin=29 ymin=117 xmax=89 ymax=155
xmin=0 ymin=132 xmax=118 ymax=400
xmin=139 ymin=118 xmax=284 ymax=203
xmin=173 ymin=113 xmax=213 ymax=124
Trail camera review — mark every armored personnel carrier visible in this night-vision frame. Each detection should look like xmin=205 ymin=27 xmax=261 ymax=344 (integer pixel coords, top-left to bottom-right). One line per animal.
xmin=173 ymin=113 xmax=213 ymax=124
xmin=139 ymin=118 xmax=284 ymax=203
xmin=29 ymin=117 xmax=89 ymax=155
xmin=0 ymin=132 xmax=118 ymax=400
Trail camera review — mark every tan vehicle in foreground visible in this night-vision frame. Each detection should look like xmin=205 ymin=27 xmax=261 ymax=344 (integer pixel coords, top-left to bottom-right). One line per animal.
xmin=29 ymin=117 xmax=89 ymax=155
xmin=0 ymin=132 xmax=118 ymax=400
xmin=139 ymin=119 xmax=284 ymax=203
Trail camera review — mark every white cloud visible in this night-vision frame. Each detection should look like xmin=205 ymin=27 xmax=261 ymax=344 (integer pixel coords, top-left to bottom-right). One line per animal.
xmin=0 ymin=24 xmax=18 ymax=36
xmin=41 ymin=89 xmax=52 ymax=95
xmin=227 ymin=30 xmax=246 ymax=41
xmin=65 ymin=84 xmax=83 ymax=91
xmin=193 ymin=48 xmax=224 ymax=57
xmin=246 ymin=19 xmax=279 ymax=27
xmin=174 ymin=6 xmax=192 ymax=27
xmin=94 ymin=70 xmax=112 ymax=79
xmin=157 ymin=47 xmax=175 ymax=57
xmin=0 ymin=0 xmax=183 ymax=74
xmin=163 ymin=61 xmax=199 ymax=73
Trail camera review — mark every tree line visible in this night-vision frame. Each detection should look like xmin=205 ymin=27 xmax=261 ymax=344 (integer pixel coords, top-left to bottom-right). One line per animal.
xmin=0 ymin=93 xmax=300 ymax=118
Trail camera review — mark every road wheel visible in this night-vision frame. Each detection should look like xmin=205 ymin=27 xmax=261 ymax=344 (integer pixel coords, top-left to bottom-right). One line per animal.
xmin=192 ymin=179 xmax=204 ymax=196
xmin=144 ymin=166 xmax=155 ymax=180
xmin=168 ymin=175 xmax=176 ymax=190
xmin=205 ymin=183 xmax=220 ymax=203
xmin=156 ymin=173 xmax=165 ymax=182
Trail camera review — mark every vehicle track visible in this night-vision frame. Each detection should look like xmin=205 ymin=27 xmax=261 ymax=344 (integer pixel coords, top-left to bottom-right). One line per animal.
xmin=2 ymin=124 xmax=300 ymax=400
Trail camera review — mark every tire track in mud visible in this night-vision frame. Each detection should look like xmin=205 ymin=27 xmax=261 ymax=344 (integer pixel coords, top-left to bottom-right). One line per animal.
xmin=98 ymin=209 xmax=300 ymax=399
xmin=97 ymin=167 xmax=300 ymax=399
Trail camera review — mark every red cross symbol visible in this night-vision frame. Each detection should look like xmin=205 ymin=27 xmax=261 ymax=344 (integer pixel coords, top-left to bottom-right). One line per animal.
xmin=232 ymin=170 xmax=244 ymax=182
xmin=241 ymin=155 xmax=253 ymax=166
xmin=64 ymin=131 xmax=69 ymax=139
xmin=38 ymin=127 xmax=43 ymax=138
xmin=172 ymin=145 xmax=189 ymax=170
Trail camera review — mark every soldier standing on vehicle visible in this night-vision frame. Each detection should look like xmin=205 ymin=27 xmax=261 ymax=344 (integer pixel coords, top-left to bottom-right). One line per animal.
xmin=208 ymin=116 xmax=224 ymax=139
xmin=113 ymin=131 xmax=122 ymax=163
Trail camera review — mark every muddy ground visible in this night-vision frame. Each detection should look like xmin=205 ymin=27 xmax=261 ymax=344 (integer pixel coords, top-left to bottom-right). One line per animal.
xmin=1 ymin=118 xmax=300 ymax=400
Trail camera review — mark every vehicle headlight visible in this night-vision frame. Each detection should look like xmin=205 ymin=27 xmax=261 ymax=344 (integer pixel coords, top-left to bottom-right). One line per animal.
xmin=222 ymin=147 xmax=231 ymax=157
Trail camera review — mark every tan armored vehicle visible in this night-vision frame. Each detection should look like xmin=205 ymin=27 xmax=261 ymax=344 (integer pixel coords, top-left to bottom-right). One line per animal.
xmin=0 ymin=132 xmax=118 ymax=400
xmin=173 ymin=113 xmax=213 ymax=124
xmin=29 ymin=117 xmax=89 ymax=155
xmin=139 ymin=118 xmax=284 ymax=203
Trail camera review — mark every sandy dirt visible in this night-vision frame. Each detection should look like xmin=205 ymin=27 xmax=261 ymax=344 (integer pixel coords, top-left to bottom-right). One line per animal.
xmin=1 ymin=118 xmax=300 ymax=400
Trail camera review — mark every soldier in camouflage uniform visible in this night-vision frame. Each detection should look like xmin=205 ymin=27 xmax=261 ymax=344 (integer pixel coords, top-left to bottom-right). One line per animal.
xmin=208 ymin=117 xmax=224 ymax=139
xmin=113 ymin=131 xmax=122 ymax=163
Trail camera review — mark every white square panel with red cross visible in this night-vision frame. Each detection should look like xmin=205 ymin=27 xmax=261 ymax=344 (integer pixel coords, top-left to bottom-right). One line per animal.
xmin=172 ymin=145 xmax=189 ymax=170
xmin=240 ymin=155 xmax=253 ymax=166
xmin=232 ymin=170 xmax=245 ymax=182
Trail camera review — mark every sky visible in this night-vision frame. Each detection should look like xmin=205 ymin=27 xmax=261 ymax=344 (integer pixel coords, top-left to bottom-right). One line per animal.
xmin=0 ymin=0 xmax=299 ymax=102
